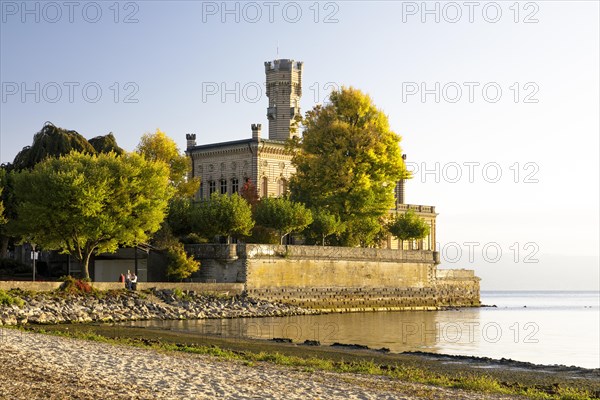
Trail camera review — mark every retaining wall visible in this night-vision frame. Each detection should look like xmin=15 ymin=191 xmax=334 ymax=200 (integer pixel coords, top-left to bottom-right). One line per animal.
xmin=187 ymin=244 xmax=480 ymax=311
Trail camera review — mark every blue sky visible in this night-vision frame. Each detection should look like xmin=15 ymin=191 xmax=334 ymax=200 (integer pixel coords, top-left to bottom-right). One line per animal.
xmin=1 ymin=1 xmax=598 ymax=289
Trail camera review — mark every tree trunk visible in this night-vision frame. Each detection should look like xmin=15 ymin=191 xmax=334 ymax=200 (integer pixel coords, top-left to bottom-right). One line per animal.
xmin=82 ymin=252 xmax=92 ymax=280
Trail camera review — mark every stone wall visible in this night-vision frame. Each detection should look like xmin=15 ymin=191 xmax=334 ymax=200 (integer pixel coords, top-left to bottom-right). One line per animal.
xmin=435 ymin=269 xmax=481 ymax=307
xmin=186 ymin=244 xmax=480 ymax=311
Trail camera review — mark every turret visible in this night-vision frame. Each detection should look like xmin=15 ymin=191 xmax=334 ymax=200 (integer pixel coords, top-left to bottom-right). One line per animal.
xmin=264 ymin=59 xmax=303 ymax=141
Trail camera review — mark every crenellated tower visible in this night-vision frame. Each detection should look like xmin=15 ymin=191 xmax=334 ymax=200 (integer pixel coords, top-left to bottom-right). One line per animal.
xmin=264 ymin=59 xmax=303 ymax=141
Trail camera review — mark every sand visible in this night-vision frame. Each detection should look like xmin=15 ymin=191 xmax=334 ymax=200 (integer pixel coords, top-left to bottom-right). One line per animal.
xmin=0 ymin=328 xmax=522 ymax=399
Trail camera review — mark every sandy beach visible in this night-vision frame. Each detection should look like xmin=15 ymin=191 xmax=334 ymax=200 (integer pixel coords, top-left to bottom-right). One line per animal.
xmin=0 ymin=328 xmax=524 ymax=400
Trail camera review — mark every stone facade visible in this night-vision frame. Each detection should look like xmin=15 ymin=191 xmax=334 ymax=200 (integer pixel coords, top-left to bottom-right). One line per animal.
xmin=186 ymin=126 xmax=295 ymax=200
xmin=186 ymin=59 xmax=302 ymax=200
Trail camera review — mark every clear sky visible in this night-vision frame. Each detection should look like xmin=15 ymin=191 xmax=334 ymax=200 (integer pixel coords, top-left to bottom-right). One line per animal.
xmin=1 ymin=1 xmax=598 ymax=290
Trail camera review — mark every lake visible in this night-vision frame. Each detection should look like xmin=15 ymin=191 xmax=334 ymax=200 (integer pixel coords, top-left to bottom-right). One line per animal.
xmin=121 ymin=291 xmax=600 ymax=369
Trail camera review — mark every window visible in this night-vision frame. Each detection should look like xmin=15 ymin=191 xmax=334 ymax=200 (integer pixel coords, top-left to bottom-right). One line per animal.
xmin=422 ymin=233 xmax=430 ymax=250
xmin=199 ymin=182 xmax=204 ymax=199
xmin=278 ymin=178 xmax=287 ymax=196
xmin=262 ymin=176 xmax=268 ymax=197
xmin=231 ymin=178 xmax=239 ymax=194
xmin=220 ymin=179 xmax=227 ymax=194
xmin=208 ymin=181 xmax=216 ymax=195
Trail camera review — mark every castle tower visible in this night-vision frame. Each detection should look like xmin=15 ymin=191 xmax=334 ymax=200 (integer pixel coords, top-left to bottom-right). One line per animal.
xmin=264 ymin=59 xmax=303 ymax=141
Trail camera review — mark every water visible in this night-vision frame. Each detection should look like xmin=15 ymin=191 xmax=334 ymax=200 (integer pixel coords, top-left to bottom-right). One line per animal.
xmin=122 ymin=291 xmax=600 ymax=369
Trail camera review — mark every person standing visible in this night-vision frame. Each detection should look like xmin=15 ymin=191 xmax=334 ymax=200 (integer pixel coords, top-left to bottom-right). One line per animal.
xmin=125 ymin=270 xmax=132 ymax=290
xmin=130 ymin=272 xmax=138 ymax=291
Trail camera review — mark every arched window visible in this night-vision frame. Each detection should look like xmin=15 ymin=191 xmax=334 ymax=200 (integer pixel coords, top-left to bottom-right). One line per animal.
xmin=220 ymin=179 xmax=227 ymax=194
xmin=208 ymin=181 xmax=216 ymax=195
xmin=231 ymin=178 xmax=239 ymax=194
xmin=262 ymin=176 xmax=268 ymax=197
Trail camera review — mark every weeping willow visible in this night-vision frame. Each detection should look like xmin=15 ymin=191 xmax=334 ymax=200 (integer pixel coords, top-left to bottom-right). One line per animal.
xmin=10 ymin=122 xmax=123 ymax=171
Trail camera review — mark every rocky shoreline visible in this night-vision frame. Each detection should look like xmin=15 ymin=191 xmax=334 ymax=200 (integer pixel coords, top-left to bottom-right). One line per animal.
xmin=0 ymin=289 xmax=319 ymax=326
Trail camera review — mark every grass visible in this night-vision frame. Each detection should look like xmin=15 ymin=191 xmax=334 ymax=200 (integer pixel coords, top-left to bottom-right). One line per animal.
xmin=15 ymin=325 xmax=597 ymax=400
xmin=0 ymin=289 xmax=25 ymax=307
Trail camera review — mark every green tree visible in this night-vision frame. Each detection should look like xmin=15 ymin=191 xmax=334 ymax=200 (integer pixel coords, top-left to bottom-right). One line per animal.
xmin=0 ymin=167 xmax=17 ymax=257
xmin=136 ymin=129 xmax=200 ymax=198
xmin=2 ymin=123 xmax=127 ymax=258
xmin=11 ymin=122 xmax=96 ymax=171
xmin=165 ymin=241 xmax=200 ymax=281
xmin=306 ymin=209 xmax=345 ymax=246
xmin=290 ymin=87 xmax=406 ymax=247
xmin=11 ymin=151 xmax=173 ymax=279
xmin=193 ymin=193 xmax=254 ymax=242
xmin=387 ymin=210 xmax=431 ymax=242
xmin=0 ymin=170 xmax=6 ymax=226
xmin=88 ymin=133 xmax=125 ymax=155
xmin=166 ymin=197 xmax=196 ymax=238
xmin=254 ymin=197 xmax=313 ymax=244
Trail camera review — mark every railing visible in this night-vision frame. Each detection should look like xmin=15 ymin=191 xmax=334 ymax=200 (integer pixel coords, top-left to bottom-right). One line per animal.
xmin=396 ymin=204 xmax=436 ymax=214
xmin=186 ymin=244 xmax=438 ymax=264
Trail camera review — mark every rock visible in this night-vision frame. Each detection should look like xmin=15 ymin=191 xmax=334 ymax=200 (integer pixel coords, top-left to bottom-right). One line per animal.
xmin=302 ymin=340 xmax=320 ymax=346
xmin=271 ymin=338 xmax=293 ymax=343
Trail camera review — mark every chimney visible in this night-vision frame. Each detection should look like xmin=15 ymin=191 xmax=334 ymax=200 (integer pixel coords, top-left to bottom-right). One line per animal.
xmin=186 ymin=133 xmax=196 ymax=149
xmin=251 ymin=123 xmax=262 ymax=140
xmin=398 ymin=154 xmax=407 ymax=205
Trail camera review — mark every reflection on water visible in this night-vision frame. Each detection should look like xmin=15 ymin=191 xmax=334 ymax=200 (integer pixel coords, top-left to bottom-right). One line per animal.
xmin=120 ymin=291 xmax=600 ymax=369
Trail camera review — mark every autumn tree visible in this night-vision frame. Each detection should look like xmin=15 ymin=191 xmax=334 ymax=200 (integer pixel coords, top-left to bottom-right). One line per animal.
xmin=239 ymin=179 xmax=259 ymax=208
xmin=11 ymin=151 xmax=173 ymax=279
xmin=136 ymin=129 xmax=200 ymax=198
xmin=165 ymin=241 xmax=200 ymax=281
xmin=387 ymin=210 xmax=430 ymax=242
xmin=254 ymin=197 xmax=313 ymax=244
xmin=290 ymin=87 xmax=407 ymax=247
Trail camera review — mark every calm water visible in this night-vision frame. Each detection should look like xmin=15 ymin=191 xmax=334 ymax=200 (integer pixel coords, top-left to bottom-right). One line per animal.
xmin=122 ymin=291 xmax=600 ymax=369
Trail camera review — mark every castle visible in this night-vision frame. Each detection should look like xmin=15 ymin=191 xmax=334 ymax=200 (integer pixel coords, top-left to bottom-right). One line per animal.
xmin=183 ymin=59 xmax=479 ymax=310
xmin=186 ymin=59 xmax=437 ymax=251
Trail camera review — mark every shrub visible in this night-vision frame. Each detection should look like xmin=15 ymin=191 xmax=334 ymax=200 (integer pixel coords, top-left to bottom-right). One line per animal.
xmin=0 ymin=289 xmax=25 ymax=307
xmin=57 ymin=275 xmax=94 ymax=294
